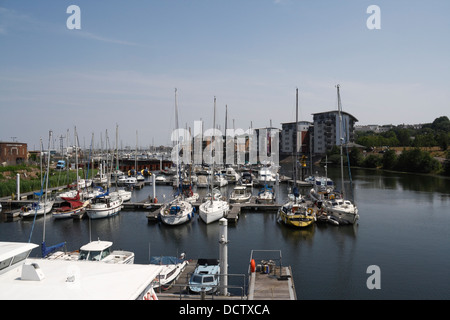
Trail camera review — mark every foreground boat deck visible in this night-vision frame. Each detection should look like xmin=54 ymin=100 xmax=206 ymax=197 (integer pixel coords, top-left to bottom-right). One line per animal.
xmin=155 ymin=259 xmax=296 ymax=300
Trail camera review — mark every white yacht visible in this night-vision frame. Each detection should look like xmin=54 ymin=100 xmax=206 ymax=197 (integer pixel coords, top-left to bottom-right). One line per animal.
xmin=224 ymin=167 xmax=240 ymax=182
xmin=159 ymin=198 xmax=195 ymax=225
xmin=20 ymin=199 xmax=54 ymax=218
xmin=86 ymin=191 xmax=123 ymax=219
xmin=117 ymin=175 xmax=137 ymax=187
xmin=0 ymin=241 xmax=162 ymax=300
xmin=229 ymin=186 xmax=251 ymax=203
xmin=150 ymin=255 xmax=189 ymax=289
xmin=47 ymin=239 xmax=135 ymax=264
xmin=256 ymin=184 xmax=276 ymax=204
xmin=199 ymin=189 xmax=230 ymax=224
xmin=214 ymin=173 xmax=228 ymax=187
xmin=323 ymin=197 xmax=359 ymax=225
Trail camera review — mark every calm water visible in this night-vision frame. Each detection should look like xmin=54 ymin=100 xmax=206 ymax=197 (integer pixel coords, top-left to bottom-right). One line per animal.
xmin=1 ymin=167 xmax=450 ymax=300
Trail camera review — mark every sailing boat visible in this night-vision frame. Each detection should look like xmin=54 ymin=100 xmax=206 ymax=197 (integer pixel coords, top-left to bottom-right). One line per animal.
xmin=277 ymin=89 xmax=315 ymax=228
xmin=20 ymin=136 xmax=54 ymax=218
xmin=159 ymin=89 xmax=196 ymax=226
xmin=323 ymin=85 xmax=359 ymax=225
xmin=199 ymin=97 xmax=230 ymax=224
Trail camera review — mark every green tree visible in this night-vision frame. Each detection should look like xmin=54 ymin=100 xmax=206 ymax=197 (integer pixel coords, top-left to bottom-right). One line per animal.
xmin=348 ymin=147 xmax=363 ymax=167
xmin=382 ymin=149 xmax=397 ymax=170
xmin=395 ymin=148 xmax=440 ymax=173
xmin=363 ymin=154 xmax=382 ymax=168
xmin=443 ymin=151 xmax=450 ymax=176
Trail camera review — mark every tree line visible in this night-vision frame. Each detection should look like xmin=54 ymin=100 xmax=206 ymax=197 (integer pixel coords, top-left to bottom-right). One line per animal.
xmin=326 ymin=116 xmax=450 ymax=176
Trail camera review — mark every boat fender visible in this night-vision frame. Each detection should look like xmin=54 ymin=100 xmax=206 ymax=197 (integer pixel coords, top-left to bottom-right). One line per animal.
xmin=250 ymin=259 xmax=256 ymax=273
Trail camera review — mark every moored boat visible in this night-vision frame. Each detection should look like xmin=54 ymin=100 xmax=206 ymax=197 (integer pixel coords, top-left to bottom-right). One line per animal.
xmin=159 ymin=198 xmax=195 ymax=225
xmin=85 ymin=190 xmax=123 ymax=219
xmin=150 ymin=255 xmax=189 ymax=289
xmin=47 ymin=239 xmax=135 ymax=264
xmin=188 ymin=258 xmax=220 ymax=294
xmin=229 ymin=186 xmax=251 ymax=203
xmin=256 ymin=184 xmax=276 ymax=204
xmin=52 ymin=192 xmax=89 ymax=219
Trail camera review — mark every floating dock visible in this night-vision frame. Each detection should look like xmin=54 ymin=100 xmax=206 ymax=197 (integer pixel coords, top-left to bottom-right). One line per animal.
xmin=155 ymin=255 xmax=296 ymax=300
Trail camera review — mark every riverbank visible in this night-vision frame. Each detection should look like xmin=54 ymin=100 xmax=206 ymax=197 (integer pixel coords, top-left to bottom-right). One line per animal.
xmin=0 ymin=165 xmax=98 ymax=198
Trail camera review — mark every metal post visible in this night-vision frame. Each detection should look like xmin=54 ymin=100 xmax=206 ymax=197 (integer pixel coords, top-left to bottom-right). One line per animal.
xmin=16 ymin=173 xmax=20 ymax=200
xmin=152 ymin=173 xmax=156 ymax=200
xmin=219 ymin=218 xmax=228 ymax=296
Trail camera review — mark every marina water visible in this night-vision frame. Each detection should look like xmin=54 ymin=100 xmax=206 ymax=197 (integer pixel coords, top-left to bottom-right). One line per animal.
xmin=1 ymin=167 xmax=449 ymax=300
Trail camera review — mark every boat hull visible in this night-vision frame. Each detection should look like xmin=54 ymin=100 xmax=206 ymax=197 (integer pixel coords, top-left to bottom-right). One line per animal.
xmin=199 ymin=200 xmax=229 ymax=224
xmin=278 ymin=205 xmax=316 ymax=228
xmin=159 ymin=201 xmax=195 ymax=226
xmin=86 ymin=198 xmax=123 ymax=219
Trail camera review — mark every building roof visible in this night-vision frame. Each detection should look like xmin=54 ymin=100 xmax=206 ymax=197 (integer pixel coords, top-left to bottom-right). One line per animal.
xmin=312 ymin=110 xmax=358 ymax=122
xmin=0 ymin=242 xmax=163 ymax=300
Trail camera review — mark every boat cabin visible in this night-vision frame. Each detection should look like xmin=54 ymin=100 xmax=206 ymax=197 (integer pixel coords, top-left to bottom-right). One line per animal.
xmin=78 ymin=241 xmax=114 ymax=261
xmin=189 ymin=258 xmax=220 ymax=294
xmin=0 ymin=242 xmax=38 ymax=276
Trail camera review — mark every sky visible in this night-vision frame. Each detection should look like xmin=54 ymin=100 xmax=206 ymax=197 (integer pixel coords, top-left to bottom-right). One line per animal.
xmin=1 ymin=0 xmax=449 ymax=150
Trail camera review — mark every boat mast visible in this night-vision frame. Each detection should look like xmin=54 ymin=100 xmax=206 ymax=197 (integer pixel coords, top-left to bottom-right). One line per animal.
xmin=43 ymin=130 xmax=52 ymax=243
xmin=336 ymin=84 xmax=345 ymax=198
xmin=210 ymin=96 xmax=217 ymax=203
xmin=293 ymin=88 xmax=299 ymax=200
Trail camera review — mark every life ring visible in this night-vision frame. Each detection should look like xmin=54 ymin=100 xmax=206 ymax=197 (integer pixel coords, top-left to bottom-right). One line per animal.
xmin=329 ymin=194 xmax=335 ymax=200
xmin=250 ymin=259 xmax=256 ymax=273
xmin=143 ymin=291 xmax=158 ymax=300
xmin=307 ymin=208 xmax=314 ymax=214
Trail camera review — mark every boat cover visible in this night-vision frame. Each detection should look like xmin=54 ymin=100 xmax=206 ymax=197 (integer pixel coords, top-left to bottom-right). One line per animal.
xmin=150 ymin=256 xmax=185 ymax=265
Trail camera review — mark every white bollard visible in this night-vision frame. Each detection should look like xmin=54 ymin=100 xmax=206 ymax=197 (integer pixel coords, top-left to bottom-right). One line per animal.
xmin=219 ymin=218 xmax=228 ymax=296
xmin=16 ymin=173 xmax=20 ymax=200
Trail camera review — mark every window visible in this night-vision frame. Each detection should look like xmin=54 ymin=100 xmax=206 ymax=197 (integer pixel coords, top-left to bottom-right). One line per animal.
xmin=11 ymin=250 xmax=31 ymax=265
xmin=0 ymin=257 xmax=13 ymax=271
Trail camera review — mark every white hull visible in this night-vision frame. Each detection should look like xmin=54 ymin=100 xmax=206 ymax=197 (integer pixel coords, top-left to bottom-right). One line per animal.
xmin=324 ymin=199 xmax=359 ymax=224
xmin=53 ymin=206 xmax=86 ymax=219
xmin=86 ymin=196 xmax=123 ymax=219
xmin=257 ymin=191 xmax=275 ymax=204
xmin=160 ymin=200 xmax=194 ymax=225
xmin=118 ymin=189 xmax=132 ymax=202
xmin=327 ymin=207 xmax=359 ymax=224
xmin=151 ymin=259 xmax=188 ymax=288
xmin=199 ymin=200 xmax=229 ymax=224
xmin=229 ymin=196 xmax=251 ymax=203
xmin=20 ymin=200 xmax=54 ymax=217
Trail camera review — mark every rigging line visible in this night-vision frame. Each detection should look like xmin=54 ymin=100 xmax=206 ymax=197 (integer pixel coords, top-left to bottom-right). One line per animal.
xmin=27 ymin=172 xmax=46 ymax=243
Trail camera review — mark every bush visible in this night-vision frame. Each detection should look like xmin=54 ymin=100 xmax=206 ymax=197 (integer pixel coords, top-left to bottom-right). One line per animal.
xmin=382 ymin=149 xmax=397 ymax=170
xmin=363 ymin=154 xmax=382 ymax=168
xmin=394 ymin=148 xmax=440 ymax=173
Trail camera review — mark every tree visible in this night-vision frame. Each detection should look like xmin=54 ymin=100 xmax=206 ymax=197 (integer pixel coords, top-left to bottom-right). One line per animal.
xmin=443 ymin=151 xmax=450 ymax=176
xmin=348 ymin=147 xmax=363 ymax=167
xmin=382 ymin=149 xmax=397 ymax=170
xmin=363 ymin=154 xmax=382 ymax=168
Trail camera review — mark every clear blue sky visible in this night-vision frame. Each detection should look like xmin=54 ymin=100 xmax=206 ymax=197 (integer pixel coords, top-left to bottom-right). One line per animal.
xmin=1 ymin=0 xmax=449 ymax=150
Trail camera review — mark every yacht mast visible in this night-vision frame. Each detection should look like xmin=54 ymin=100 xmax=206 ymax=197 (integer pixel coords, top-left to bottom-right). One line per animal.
xmin=336 ymin=84 xmax=345 ymax=198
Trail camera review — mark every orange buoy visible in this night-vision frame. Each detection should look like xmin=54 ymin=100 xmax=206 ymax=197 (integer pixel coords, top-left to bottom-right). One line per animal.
xmin=250 ymin=259 xmax=256 ymax=273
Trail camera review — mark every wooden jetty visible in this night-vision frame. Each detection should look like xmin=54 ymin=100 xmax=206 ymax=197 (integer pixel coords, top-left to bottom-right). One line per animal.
xmin=143 ymin=196 xmax=281 ymax=224
xmin=155 ymin=251 xmax=296 ymax=300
